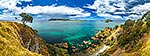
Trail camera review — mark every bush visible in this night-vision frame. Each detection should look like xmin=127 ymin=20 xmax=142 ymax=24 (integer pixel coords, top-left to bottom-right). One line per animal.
xmin=123 ymin=19 xmax=134 ymax=29
xmin=146 ymin=22 xmax=150 ymax=27
xmin=47 ymin=44 xmax=69 ymax=56
xmin=99 ymin=53 xmax=109 ymax=56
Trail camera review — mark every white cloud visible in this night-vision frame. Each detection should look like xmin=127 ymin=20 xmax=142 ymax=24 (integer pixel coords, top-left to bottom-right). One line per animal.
xmin=0 ymin=0 xmax=90 ymax=20
xmin=69 ymin=13 xmax=91 ymax=18
xmin=123 ymin=14 xmax=140 ymax=20
xmin=114 ymin=12 xmax=126 ymax=14
xmin=1 ymin=0 xmax=150 ymax=20
xmin=85 ymin=0 xmax=126 ymax=11
xmin=122 ymin=3 xmax=150 ymax=20
xmin=0 ymin=0 xmax=31 ymax=9
xmin=97 ymin=13 xmax=122 ymax=19
xmin=19 ymin=0 xmax=32 ymax=2
xmin=20 ymin=5 xmax=90 ymax=16
xmin=85 ymin=0 xmax=126 ymax=19
xmin=85 ymin=0 xmax=102 ymax=9
xmin=18 ymin=5 xmax=90 ymax=18
xmin=0 ymin=14 xmax=20 ymax=20
xmin=85 ymin=0 xmax=150 ymax=20
xmin=130 ymin=3 xmax=150 ymax=15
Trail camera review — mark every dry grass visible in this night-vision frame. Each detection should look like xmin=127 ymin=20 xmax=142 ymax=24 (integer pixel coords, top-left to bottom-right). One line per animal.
xmin=0 ymin=22 xmax=41 ymax=56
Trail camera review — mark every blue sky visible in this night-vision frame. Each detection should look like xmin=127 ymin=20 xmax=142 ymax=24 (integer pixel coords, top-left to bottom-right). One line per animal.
xmin=0 ymin=0 xmax=150 ymax=20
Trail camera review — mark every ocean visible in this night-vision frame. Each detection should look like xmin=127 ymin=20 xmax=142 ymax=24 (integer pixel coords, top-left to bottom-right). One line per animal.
xmin=27 ymin=20 xmax=125 ymax=43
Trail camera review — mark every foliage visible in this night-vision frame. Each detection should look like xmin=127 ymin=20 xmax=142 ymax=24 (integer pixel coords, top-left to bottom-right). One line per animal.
xmin=145 ymin=13 xmax=150 ymax=22
xmin=96 ymin=11 xmax=150 ymax=56
xmin=109 ymin=40 xmax=115 ymax=46
xmin=118 ymin=17 xmax=145 ymax=47
xmin=46 ymin=44 xmax=69 ymax=56
xmin=19 ymin=13 xmax=33 ymax=25
xmin=146 ymin=21 xmax=150 ymax=27
xmin=141 ymin=11 xmax=150 ymax=20
xmin=117 ymin=11 xmax=150 ymax=53
xmin=113 ymin=25 xmax=119 ymax=30
xmin=123 ymin=19 xmax=135 ymax=29
xmin=99 ymin=53 xmax=109 ymax=56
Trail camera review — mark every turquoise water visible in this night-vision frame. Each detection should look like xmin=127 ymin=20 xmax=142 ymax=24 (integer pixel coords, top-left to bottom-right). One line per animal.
xmin=28 ymin=20 xmax=125 ymax=43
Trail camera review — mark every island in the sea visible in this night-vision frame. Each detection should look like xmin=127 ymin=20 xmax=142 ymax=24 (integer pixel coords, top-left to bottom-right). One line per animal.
xmin=48 ymin=18 xmax=89 ymax=22
xmin=105 ymin=19 xmax=113 ymax=23
xmin=48 ymin=18 xmax=71 ymax=21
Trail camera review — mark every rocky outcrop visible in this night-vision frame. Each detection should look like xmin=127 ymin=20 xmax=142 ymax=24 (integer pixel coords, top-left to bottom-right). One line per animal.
xmin=91 ymin=27 xmax=113 ymax=42
xmin=0 ymin=22 xmax=49 ymax=56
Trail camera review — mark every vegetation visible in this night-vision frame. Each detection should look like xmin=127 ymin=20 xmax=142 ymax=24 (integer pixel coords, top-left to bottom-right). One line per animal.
xmin=100 ymin=11 xmax=150 ymax=56
xmin=19 ymin=13 xmax=33 ymax=25
xmin=118 ymin=11 xmax=150 ymax=48
xmin=0 ymin=22 xmax=41 ymax=56
xmin=119 ymin=20 xmax=142 ymax=50
xmin=141 ymin=11 xmax=150 ymax=20
xmin=47 ymin=44 xmax=69 ymax=56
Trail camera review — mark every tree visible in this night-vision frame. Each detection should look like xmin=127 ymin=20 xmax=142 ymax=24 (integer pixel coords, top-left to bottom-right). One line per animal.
xmin=141 ymin=11 xmax=150 ymax=20
xmin=123 ymin=19 xmax=134 ymax=29
xmin=19 ymin=13 xmax=33 ymax=25
xmin=145 ymin=13 xmax=150 ymax=22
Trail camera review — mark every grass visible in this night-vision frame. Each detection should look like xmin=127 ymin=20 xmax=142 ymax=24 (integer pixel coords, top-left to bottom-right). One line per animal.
xmin=0 ymin=22 xmax=41 ymax=56
xmin=141 ymin=38 xmax=150 ymax=56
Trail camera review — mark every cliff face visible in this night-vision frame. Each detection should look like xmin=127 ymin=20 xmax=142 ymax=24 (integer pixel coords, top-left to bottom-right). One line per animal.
xmin=0 ymin=22 xmax=49 ymax=56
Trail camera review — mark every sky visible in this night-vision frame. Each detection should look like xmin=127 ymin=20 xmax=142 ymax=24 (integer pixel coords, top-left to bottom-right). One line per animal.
xmin=0 ymin=0 xmax=150 ymax=20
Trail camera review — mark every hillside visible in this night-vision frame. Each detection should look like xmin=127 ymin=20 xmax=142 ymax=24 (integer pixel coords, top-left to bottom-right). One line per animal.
xmin=94 ymin=11 xmax=150 ymax=56
xmin=0 ymin=21 xmax=70 ymax=56
xmin=0 ymin=22 xmax=49 ymax=56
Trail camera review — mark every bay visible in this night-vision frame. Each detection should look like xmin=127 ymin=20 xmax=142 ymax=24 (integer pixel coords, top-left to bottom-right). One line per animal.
xmin=28 ymin=20 xmax=125 ymax=43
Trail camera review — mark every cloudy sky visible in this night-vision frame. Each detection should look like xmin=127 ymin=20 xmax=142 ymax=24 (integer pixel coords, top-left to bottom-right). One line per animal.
xmin=0 ymin=0 xmax=150 ymax=20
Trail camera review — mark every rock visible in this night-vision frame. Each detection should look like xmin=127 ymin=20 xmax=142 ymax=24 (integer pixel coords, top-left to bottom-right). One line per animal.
xmin=88 ymin=42 xmax=92 ymax=45
xmin=54 ymin=42 xmax=68 ymax=49
xmin=18 ymin=23 xmax=49 ymax=56
xmin=83 ymin=41 xmax=89 ymax=44
xmin=92 ymin=49 xmax=95 ymax=52
xmin=91 ymin=37 xmax=99 ymax=40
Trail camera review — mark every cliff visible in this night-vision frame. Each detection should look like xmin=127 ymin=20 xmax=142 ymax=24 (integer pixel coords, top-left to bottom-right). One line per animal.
xmin=0 ymin=22 xmax=49 ymax=56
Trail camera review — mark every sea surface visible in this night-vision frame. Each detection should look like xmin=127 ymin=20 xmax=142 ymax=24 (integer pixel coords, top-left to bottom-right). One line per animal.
xmin=27 ymin=20 xmax=125 ymax=43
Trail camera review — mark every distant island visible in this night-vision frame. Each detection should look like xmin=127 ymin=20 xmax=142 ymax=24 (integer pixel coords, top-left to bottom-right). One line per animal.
xmin=48 ymin=18 xmax=71 ymax=21
xmin=105 ymin=19 xmax=112 ymax=23
xmin=48 ymin=18 xmax=90 ymax=22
